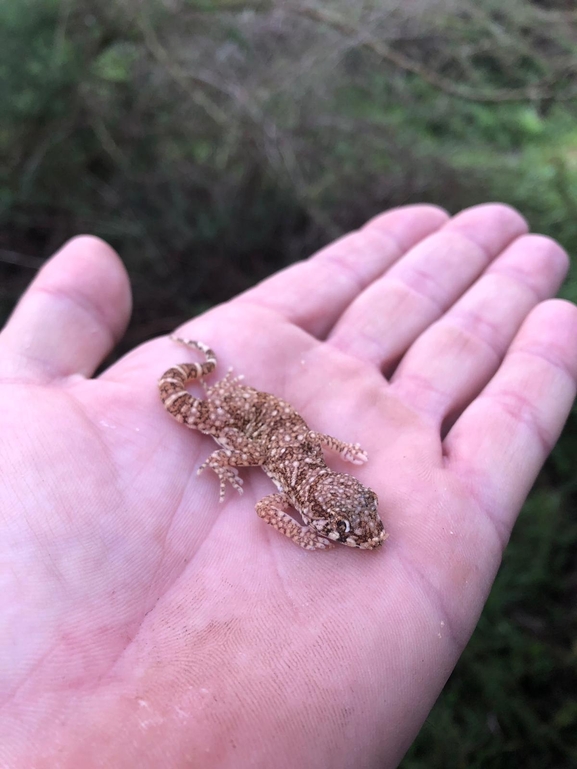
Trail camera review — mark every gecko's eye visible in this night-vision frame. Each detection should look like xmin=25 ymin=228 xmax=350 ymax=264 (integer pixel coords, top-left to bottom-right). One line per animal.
xmin=336 ymin=519 xmax=350 ymax=534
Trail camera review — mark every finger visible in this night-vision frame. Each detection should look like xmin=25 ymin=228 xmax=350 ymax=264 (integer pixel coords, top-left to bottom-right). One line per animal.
xmin=444 ymin=299 xmax=577 ymax=538
xmin=237 ymin=205 xmax=448 ymax=338
xmin=0 ymin=236 xmax=131 ymax=382
xmin=327 ymin=204 xmax=528 ymax=371
xmin=389 ymin=234 xmax=569 ymax=425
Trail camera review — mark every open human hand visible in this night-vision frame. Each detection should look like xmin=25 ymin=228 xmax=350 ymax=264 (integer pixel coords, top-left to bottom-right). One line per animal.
xmin=1 ymin=204 xmax=576 ymax=768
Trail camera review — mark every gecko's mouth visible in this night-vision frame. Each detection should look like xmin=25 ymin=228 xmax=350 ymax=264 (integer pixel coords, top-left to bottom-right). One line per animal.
xmin=359 ymin=536 xmax=387 ymax=549
xmin=343 ymin=528 xmax=388 ymax=549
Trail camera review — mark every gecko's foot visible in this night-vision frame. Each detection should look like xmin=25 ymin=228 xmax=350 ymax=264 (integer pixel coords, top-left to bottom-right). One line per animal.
xmin=340 ymin=443 xmax=368 ymax=465
xmin=198 ymin=462 xmax=244 ymax=500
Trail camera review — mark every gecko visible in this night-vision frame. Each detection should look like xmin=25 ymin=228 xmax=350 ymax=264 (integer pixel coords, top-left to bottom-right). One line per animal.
xmin=158 ymin=337 xmax=387 ymax=551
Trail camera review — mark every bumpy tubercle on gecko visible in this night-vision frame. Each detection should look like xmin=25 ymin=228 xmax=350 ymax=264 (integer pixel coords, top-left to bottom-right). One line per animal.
xmin=158 ymin=337 xmax=387 ymax=551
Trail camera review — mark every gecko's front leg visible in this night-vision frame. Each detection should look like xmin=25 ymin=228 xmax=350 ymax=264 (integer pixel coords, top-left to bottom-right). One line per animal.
xmin=255 ymin=493 xmax=333 ymax=551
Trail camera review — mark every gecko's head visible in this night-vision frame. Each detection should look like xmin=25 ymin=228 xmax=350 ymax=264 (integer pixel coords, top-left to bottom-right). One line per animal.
xmin=309 ymin=473 xmax=386 ymax=550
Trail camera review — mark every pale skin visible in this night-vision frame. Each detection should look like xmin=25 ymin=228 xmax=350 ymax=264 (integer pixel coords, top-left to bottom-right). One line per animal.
xmin=0 ymin=203 xmax=576 ymax=768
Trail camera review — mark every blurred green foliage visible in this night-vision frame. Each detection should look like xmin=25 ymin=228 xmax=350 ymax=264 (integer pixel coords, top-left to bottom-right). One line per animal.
xmin=405 ymin=484 xmax=577 ymax=768
xmin=1 ymin=1 xmax=577 ymax=765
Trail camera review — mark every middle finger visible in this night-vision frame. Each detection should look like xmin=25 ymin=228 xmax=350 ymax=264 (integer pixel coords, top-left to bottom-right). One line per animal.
xmin=390 ymin=233 xmax=569 ymax=428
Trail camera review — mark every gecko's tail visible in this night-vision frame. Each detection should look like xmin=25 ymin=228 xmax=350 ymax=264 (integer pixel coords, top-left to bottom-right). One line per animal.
xmin=158 ymin=338 xmax=217 ymax=413
xmin=169 ymin=337 xmax=217 ymax=376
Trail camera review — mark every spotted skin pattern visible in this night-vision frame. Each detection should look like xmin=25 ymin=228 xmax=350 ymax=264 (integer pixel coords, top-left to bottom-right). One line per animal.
xmin=158 ymin=338 xmax=387 ymax=551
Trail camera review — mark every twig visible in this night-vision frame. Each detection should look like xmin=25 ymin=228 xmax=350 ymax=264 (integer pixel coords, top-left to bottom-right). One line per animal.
xmin=291 ymin=5 xmax=577 ymax=104
xmin=0 ymin=249 xmax=44 ymax=270
xmin=138 ymin=14 xmax=229 ymax=126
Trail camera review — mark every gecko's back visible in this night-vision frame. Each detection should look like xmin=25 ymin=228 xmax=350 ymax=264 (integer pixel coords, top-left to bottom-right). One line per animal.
xmin=159 ymin=338 xmax=387 ymax=550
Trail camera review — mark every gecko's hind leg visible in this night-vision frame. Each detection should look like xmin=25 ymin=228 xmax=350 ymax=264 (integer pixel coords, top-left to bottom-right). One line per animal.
xmin=310 ymin=432 xmax=368 ymax=465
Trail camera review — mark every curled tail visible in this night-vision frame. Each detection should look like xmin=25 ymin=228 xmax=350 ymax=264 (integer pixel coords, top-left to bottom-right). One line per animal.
xmin=158 ymin=337 xmax=217 ymax=424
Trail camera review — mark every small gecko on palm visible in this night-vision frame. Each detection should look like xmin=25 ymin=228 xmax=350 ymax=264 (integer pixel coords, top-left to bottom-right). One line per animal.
xmin=158 ymin=338 xmax=387 ymax=550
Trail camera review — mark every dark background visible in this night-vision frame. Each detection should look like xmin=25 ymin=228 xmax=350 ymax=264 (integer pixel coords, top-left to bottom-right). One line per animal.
xmin=2 ymin=2 xmax=577 ymax=765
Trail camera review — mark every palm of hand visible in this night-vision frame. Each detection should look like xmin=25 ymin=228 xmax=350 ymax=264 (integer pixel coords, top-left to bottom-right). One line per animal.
xmin=1 ymin=204 xmax=576 ymax=769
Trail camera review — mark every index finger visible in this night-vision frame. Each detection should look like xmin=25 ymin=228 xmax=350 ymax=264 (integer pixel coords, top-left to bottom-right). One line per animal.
xmin=236 ymin=205 xmax=448 ymax=338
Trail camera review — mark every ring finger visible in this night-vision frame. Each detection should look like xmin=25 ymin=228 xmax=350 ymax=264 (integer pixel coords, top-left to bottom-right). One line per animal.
xmin=388 ymin=233 xmax=569 ymax=428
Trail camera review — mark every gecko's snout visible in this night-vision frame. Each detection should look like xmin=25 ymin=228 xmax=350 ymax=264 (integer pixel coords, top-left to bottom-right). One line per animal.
xmin=354 ymin=524 xmax=388 ymax=550
xmin=310 ymin=474 xmax=387 ymax=550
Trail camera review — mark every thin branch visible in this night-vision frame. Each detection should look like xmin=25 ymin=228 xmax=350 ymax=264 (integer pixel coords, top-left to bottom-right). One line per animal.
xmin=462 ymin=1 xmax=552 ymax=74
xmin=532 ymin=7 xmax=577 ymax=23
xmin=0 ymin=249 xmax=44 ymax=270
xmin=137 ymin=14 xmax=229 ymax=126
xmin=186 ymin=0 xmax=274 ymax=11
xmin=53 ymin=0 xmax=73 ymax=66
xmin=291 ymin=5 xmax=577 ymax=104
